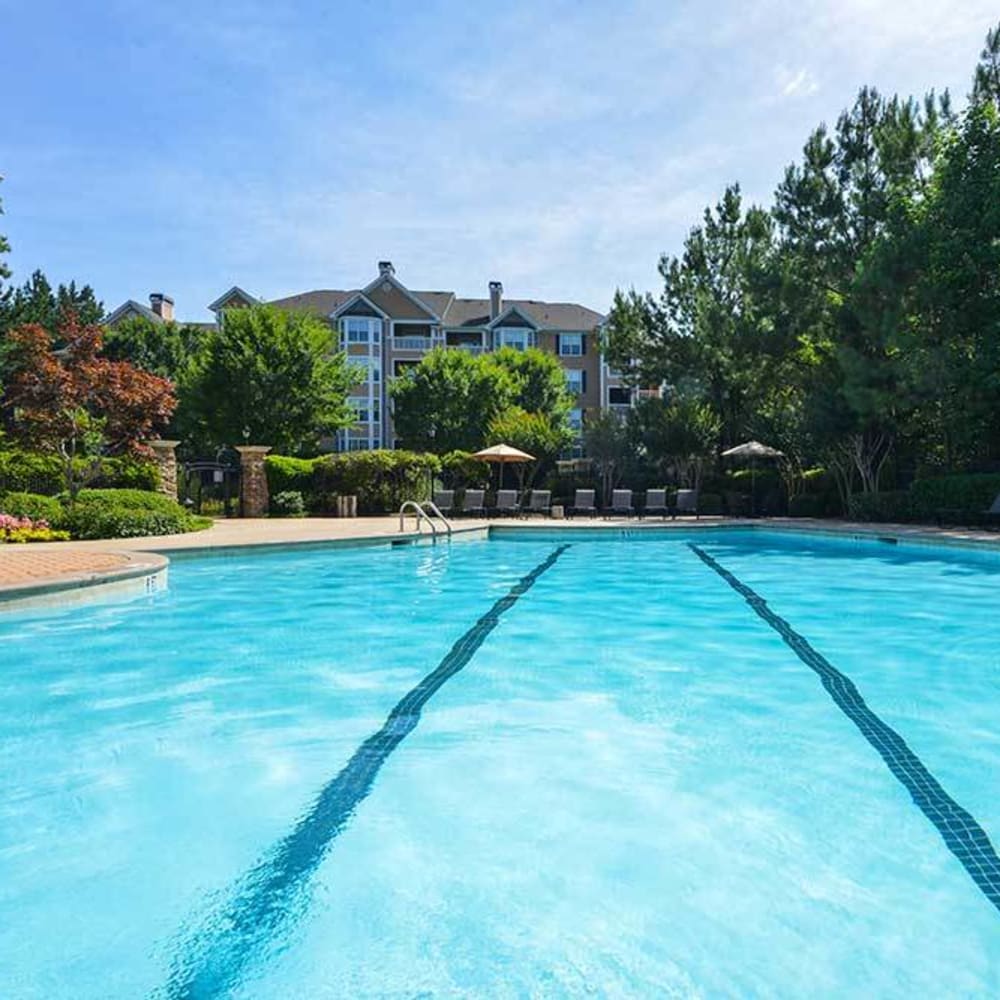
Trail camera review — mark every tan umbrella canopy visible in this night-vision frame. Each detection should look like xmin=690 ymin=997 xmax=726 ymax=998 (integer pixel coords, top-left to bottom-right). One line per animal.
xmin=721 ymin=440 xmax=785 ymax=460
xmin=721 ymin=440 xmax=784 ymax=515
xmin=472 ymin=443 xmax=535 ymax=492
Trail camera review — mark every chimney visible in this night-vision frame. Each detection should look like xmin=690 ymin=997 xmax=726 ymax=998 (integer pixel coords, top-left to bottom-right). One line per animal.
xmin=489 ymin=280 xmax=503 ymax=320
xmin=149 ymin=293 xmax=174 ymax=322
xmin=377 ymin=260 xmax=395 ymax=278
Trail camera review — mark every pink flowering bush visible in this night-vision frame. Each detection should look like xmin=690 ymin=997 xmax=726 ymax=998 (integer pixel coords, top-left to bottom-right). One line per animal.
xmin=0 ymin=512 xmax=70 ymax=543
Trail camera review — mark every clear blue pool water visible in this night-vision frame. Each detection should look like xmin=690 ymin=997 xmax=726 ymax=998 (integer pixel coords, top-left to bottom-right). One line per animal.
xmin=2 ymin=528 xmax=1000 ymax=997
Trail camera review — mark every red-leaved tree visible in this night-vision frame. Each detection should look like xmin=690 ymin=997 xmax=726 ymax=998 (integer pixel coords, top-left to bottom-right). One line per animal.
xmin=4 ymin=315 xmax=176 ymax=498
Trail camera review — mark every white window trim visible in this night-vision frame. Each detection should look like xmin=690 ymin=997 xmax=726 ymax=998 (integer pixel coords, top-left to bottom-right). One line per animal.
xmin=560 ymin=333 xmax=584 ymax=356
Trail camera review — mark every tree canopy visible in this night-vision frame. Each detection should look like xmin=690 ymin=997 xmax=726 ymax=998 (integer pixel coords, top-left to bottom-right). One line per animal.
xmin=604 ymin=21 xmax=1000 ymax=501
xmin=178 ymin=304 xmax=357 ymax=455
xmin=103 ymin=313 xmax=208 ymax=382
xmin=3 ymin=315 xmax=176 ymax=496
xmin=0 ymin=269 xmax=103 ymax=336
xmin=391 ymin=346 xmax=573 ymax=454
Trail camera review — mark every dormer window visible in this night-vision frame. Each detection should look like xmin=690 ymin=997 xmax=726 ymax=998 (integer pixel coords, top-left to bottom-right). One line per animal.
xmin=496 ymin=327 xmax=534 ymax=351
xmin=343 ymin=317 xmax=382 ymax=344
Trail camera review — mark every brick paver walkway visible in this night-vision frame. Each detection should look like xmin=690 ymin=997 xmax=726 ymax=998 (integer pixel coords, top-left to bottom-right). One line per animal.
xmin=0 ymin=549 xmax=132 ymax=588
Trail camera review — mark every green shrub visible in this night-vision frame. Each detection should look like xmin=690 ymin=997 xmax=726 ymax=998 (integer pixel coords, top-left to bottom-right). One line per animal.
xmin=0 ymin=491 xmax=65 ymax=524
xmin=58 ymin=488 xmax=207 ymax=540
xmin=0 ymin=450 xmax=63 ymax=494
xmin=63 ymin=488 xmax=185 ymax=513
xmin=265 ymin=455 xmax=317 ymax=497
xmin=909 ymin=473 xmax=1000 ymax=521
xmin=270 ymin=490 xmax=306 ymax=517
xmin=846 ymin=490 xmax=915 ymax=523
xmin=312 ymin=450 xmax=441 ymax=514
xmin=543 ymin=469 xmax=600 ymax=507
xmin=788 ymin=494 xmax=825 ymax=518
xmin=698 ymin=492 xmax=723 ymax=515
xmin=439 ymin=451 xmax=491 ymax=490
xmin=0 ymin=450 xmax=159 ymax=495
xmin=94 ymin=455 xmax=160 ymax=491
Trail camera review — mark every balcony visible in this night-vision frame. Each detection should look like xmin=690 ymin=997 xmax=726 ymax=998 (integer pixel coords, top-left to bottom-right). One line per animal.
xmin=392 ymin=336 xmax=435 ymax=351
xmin=446 ymin=342 xmax=485 ymax=356
xmin=609 ymin=402 xmax=632 ymax=416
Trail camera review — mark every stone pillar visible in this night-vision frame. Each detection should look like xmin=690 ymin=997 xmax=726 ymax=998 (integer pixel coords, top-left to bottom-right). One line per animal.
xmin=236 ymin=446 xmax=271 ymax=518
xmin=149 ymin=440 xmax=181 ymax=501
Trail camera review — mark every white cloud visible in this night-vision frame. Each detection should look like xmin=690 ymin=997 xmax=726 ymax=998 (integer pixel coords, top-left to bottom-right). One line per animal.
xmin=775 ymin=66 xmax=820 ymax=99
xmin=6 ymin=0 xmax=999 ymax=318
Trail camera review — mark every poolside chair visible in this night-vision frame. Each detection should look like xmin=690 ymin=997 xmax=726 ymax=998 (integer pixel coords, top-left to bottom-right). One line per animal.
xmin=570 ymin=488 xmax=597 ymax=518
xmin=432 ymin=490 xmax=455 ymax=516
xmin=493 ymin=489 xmax=520 ymax=517
xmin=461 ymin=488 xmax=486 ymax=517
xmin=642 ymin=488 xmax=668 ymax=519
xmin=672 ymin=489 xmax=699 ymax=519
xmin=608 ymin=489 xmax=634 ymax=518
xmin=526 ymin=490 xmax=552 ymax=517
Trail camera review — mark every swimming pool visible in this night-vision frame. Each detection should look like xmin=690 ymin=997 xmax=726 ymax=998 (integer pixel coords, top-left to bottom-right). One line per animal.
xmin=2 ymin=528 xmax=1000 ymax=996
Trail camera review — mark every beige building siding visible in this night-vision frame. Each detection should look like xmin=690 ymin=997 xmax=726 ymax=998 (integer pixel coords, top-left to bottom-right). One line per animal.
xmin=117 ymin=266 xmax=613 ymax=454
xmin=367 ymin=283 xmax=437 ymax=321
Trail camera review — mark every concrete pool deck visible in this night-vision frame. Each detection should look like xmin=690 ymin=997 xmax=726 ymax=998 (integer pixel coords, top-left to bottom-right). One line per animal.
xmin=2 ymin=514 xmax=999 ymax=607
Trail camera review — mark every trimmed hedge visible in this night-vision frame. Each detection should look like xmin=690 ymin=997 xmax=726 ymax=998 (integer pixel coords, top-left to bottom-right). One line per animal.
xmin=264 ymin=455 xmax=315 ymax=496
xmin=265 ymin=450 xmax=442 ymax=514
xmin=0 ymin=450 xmax=159 ymax=495
xmin=0 ymin=491 xmax=65 ymax=524
xmin=58 ymin=489 xmax=209 ymax=539
xmin=909 ymin=473 xmax=1000 ymax=520
xmin=846 ymin=490 xmax=915 ymax=523
xmin=787 ymin=494 xmax=825 ymax=518
xmin=846 ymin=474 xmax=1000 ymax=524
xmin=313 ymin=450 xmax=440 ymax=514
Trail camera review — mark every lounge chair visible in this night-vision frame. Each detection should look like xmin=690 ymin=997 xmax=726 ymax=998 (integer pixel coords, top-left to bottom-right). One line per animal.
xmin=642 ymin=488 xmax=668 ymax=518
xmin=462 ymin=488 xmax=486 ymax=517
xmin=608 ymin=489 xmax=634 ymax=518
xmin=526 ymin=490 xmax=552 ymax=516
xmin=493 ymin=489 xmax=520 ymax=517
xmin=673 ymin=489 xmax=699 ymax=518
xmin=432 ymin=490 xmax=454 ymax=515
xmin=570 ymin=488 xmax=596 ymax=518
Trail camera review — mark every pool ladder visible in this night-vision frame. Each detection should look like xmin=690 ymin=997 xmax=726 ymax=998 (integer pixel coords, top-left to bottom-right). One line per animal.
xmin=399 ymin=500 xmax=453 ymax=542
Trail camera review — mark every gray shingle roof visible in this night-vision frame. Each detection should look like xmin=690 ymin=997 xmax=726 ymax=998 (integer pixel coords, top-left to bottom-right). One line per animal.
xmin=105 ymin=299 xmax=163 ymax=326
xmin=267 ymin=288 xmax=603 ymax=331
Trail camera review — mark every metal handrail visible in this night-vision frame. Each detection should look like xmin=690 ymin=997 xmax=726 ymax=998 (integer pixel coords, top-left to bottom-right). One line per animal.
xmin=399 ymin=500 xmax=437 ymax=538
xmin=420 ymin=499 xmax=453 ymax=537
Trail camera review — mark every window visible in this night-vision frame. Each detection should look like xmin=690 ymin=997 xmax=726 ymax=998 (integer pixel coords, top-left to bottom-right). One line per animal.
xmin=344 ymin=317 xmax=381 ymax=344
xmin=565 ymin=369 xmax=586 ymax=395
xmin=609 ymin=387 xmax=631 ymax=405
xmin=496 ymin=328 xmax=533 ymax=351
xmin=349 ymin=396 xmax=380 ymax=424
xmin=568 ymin=408 xmax=583 ymax=431
xmin=560 ymin=333 xmax=584 ymax=356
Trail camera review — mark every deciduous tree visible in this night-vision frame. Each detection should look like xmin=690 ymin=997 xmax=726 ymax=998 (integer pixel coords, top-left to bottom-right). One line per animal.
xmin=179 ymin=304 xmax=356 ymax=455
xmin=3 ymin=316 xmax=176 ymax=497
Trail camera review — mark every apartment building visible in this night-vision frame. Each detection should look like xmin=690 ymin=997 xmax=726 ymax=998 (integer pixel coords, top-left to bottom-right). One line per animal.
xmin=107 ymin=262 xmax=633 ymax=455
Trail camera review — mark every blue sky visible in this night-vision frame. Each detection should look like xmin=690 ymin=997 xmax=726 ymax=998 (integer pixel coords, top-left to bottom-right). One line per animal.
xmin=2 ymin=0 xmax=997 ymax=320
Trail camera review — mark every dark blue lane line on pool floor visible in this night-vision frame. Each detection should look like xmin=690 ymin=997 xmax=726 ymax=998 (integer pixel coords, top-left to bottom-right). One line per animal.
xmin=159 ymin=543 xmax=571 ymax=1000
xmin=688 ymin=542 xmax=1000 ymax=915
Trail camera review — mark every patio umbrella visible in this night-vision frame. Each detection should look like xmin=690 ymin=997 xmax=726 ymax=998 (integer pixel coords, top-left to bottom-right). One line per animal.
xmin=472 ymin=443 xmax=535 ymax=493
xmin=721 ymin=440 xmax=784 ymax=516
